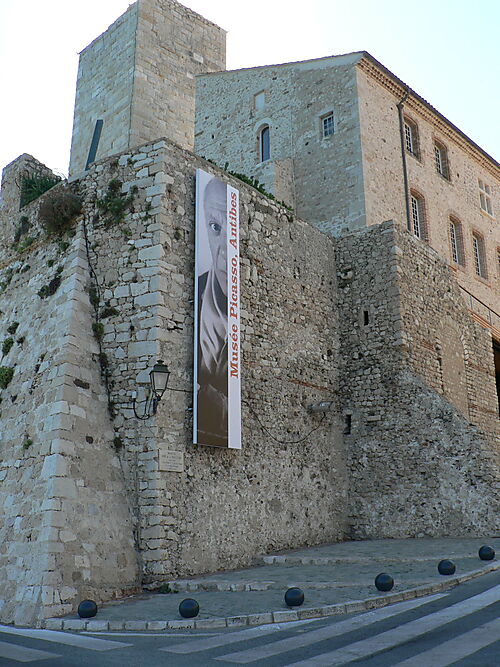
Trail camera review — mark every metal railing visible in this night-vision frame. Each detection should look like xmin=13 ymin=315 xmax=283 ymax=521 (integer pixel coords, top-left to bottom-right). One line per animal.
xmin=459 ymin=285 xmax=500 ymax=331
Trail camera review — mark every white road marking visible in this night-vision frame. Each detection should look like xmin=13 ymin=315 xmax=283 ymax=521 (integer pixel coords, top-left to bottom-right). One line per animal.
xmin=80 ymin=630 xmax=220 ymax=637
xmin=0 ymin=625 xmax=131 ymax=651
xmin=0 ymin=639 xmax=61 ymax=662
xmin=284 ymin=584 xmax=500 ymax=666
xmin=393 ymin=616 xmax=500 ymax=667
xmin=162 ymin=618 xmax=318 ymax=654
xmin=215 ymin=595 xmax=446 ymax=663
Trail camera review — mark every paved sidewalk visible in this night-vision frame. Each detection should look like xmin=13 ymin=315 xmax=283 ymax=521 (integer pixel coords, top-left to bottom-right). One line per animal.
xmin=45 ymin=537 xmax=499 ymax=631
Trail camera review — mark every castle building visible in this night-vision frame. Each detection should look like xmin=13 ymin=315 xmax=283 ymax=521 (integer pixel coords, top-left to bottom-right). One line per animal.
xmin=0 ymin=0 xmax=498 ymax=627
xmin=195 ymin=52 xmax=500 ymax=322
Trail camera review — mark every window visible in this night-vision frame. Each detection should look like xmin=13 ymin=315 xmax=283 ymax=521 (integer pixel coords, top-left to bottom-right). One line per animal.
xmin=254 ymin=91 xmax=265 ymax=112
xmin=449 ymin=218 xmax=465 ymax=266
xmin=410 ymin=192 xmax=426 ymax=239
xmin=479 ymin=179 xmax=493 ymax=215
xmin=404 ymin=117 xmax=420 ymax=158
xmin=434 ymin=141 xmax=449 ymax=179
xmin=259 ymin=125 xmax=270 ymax=162
xmin=472 ymin=233 xmax=487 ymax=279
xmin=322 ymin=113 xmax=335 ymax=138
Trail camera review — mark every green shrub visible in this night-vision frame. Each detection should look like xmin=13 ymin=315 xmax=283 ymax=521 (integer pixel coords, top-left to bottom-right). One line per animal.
xmin=20 ymin=174 xmax=61 ymax=207
xmin=38 ymin=274 xmax=61 ymax=299
xmin=7 ymin=322 xmax=19 ymax=335
xmin=92 ymin=322 xmax=104 ymax=340
xmin=2 ymin=338 xmax=14 ymax=356
xmin=101 ymin=306 xmax=119 ymax=319
xmin=39 ymin=189 xmax=82 ymax=236
xmin=97 ymin=179 xmax=135 ymax=226
xmin=22 ymin=437 xmax=33 ymax=450
xmin=0 ymin=366 xmax=14 ymax=389
xmin=14 ymin=236 xmax=36 ymax=254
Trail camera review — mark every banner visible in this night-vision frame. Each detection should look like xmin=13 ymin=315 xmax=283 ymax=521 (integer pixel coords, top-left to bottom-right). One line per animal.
xmin=194 ymin=169 xmax=241 ymax=449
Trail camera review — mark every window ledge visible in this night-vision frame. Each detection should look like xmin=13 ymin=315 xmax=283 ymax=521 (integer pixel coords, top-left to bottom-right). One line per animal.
xmin=479 ymin=208 xmax=495 ymax=220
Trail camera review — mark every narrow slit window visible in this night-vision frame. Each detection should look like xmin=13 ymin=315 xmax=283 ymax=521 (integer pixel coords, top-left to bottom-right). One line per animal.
xmin=343 ymin=414 xmax=352 ymax=435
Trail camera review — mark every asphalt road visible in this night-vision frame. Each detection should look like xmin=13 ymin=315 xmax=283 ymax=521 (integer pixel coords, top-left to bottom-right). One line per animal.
xmin=0 ymin=569 xmax=499 ymax=666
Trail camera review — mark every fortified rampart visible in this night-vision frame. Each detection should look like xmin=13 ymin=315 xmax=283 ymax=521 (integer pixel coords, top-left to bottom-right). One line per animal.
xmin=0 ymin=1 xmax=498 ymax=624
xmin=336 ymin=221 xmax=499 ymax=538
xmin=1 ymin=139 xmax=498 ymax=626
xmin=0 ymin=140 xmax=348 ymax=625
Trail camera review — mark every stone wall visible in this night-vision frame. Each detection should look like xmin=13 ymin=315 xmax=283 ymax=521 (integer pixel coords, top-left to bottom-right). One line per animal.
xmin=336 ymin=221 xmax=499 ymax=539
xmin=0 ymin=182 xmax=139 ymax=625
xmin=69 ymin=0 xmax=226 ymax=176
xmin=195 ymin=53 xmax=366 ymax=236
xmin=73 ymin=140 xmax=347 ymax=583
xmin=0 ymin=138 xmax=348 ymax=622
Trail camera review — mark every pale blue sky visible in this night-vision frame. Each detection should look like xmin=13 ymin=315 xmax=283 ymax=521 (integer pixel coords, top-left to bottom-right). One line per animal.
xmin=0 ymin=0 xmax=498 ymax=175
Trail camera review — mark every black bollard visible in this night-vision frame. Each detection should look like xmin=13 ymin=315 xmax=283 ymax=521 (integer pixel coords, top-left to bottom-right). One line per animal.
xmin=77 ymin=600 xmax=98 ymax=618
xmin=284 ymin=587 xmax=305 ymax=607
xmin=437 ymin=559 xmax=456 ymax=575
xmin=179 ymin=598 xmax=200 ymax=618
xmin=374 ymin=573 xmax=394 ymax=592
xmin=478 ymin=545 xmax=495 ymax=561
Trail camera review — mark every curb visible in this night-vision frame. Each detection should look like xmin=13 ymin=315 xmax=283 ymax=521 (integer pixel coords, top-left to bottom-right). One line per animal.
xmin=42 ymin=560 xmax=500 ymax=633
xmin=257 ymin=554 xmax=486 ymax=566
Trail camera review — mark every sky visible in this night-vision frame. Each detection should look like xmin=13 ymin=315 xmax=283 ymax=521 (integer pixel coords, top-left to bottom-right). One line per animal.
xmin=0 ymin=0 xmax=498 ymax=176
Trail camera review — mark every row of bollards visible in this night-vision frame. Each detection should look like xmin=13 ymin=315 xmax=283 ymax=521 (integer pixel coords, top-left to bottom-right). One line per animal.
xmin=78 ymin=544 xmax=496 ymax=619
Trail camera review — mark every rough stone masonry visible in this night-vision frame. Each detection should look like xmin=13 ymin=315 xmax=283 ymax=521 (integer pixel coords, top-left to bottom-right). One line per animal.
xmin=0 ymin=136 xmax=498 ymax=625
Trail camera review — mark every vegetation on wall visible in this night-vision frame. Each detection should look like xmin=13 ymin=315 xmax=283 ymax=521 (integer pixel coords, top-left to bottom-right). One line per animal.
xmin=0 ymin=269 xmax=14 ymax=293
xmin=37 ymin=266 xmax=63 ymax=299
xmin=97 ymin=179 xmax=137 ymax=226
xmin=203 ymin=158 xmax=293 ymax=211
xmin=13 ymin=236 xmax=36 ymax=254
xmin=2 ymin=338 xmax=14 ymax=356
xmin=22 ymin=437 xmax=33 ymax=450
xmin=39 ymin=189 xmax=83 ymax=236
xmin=7 ymin=322 xmax=19 ymax=335
xmin=20 ymin=174 xmax=61 ymax=208
xmin=0 ymin=366 xmax=14 ymax=389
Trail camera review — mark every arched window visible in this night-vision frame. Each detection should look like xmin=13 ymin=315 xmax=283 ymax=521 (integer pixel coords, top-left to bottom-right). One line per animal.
xmin=259 ymin=125 xmax=270 ymax=162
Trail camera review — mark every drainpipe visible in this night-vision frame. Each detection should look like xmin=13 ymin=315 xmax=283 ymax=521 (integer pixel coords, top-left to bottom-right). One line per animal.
xmin=396 ymin=88 xmax=411 ymax=230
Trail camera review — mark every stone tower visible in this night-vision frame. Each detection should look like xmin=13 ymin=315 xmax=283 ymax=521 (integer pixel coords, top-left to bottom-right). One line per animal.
xmin=68 ymin=0 xmax=226 ymax=176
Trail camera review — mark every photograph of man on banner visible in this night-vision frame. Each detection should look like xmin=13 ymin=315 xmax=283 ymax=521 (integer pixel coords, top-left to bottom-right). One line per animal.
xmin=196 ymin=176 xmax=229 ymax=447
